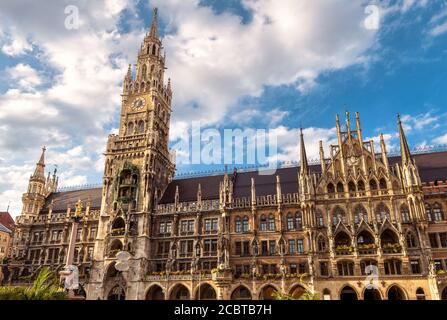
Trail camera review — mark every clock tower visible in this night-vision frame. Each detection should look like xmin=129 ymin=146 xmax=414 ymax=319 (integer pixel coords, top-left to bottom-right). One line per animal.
xmin=89 ymin=8 xmax=176 ymax=300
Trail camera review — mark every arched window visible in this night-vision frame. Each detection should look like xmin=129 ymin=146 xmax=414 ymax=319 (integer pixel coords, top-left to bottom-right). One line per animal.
xmin=416 ymin=288 xmax=426 ymax=300
xmin=242 ymin=216 xmax=249 ymax=232
xmin=138 ymin=121 xmax=145 ymax=134
xmin=426 ymin=204 xmax=433 ymax=222
xmin=433 ymin=203 xmax=444 ymax=221
xmin=336 ymin=182 xmax=344 ymax=193
xmin=333 ymin=207 xmax=347 ymax=225
xmin=354 ymin=205 xmax=368 ymax=224
xmin=369 ymin=179 xmax=378 ymax=190
xmin=127 ymin=122 xmax=134 ymax=136
xmin=268 ymin=215 xmax=275 ymax=231
xmin=348 ymin=181 xmax=356 ymax=192
xmin=327 ymin=183 xmax=335 ymax=194
xmin=235 ymin=217 xmax=241 ymax=233
xmin=260 ymin=215 xmax=267 ymax=231
xmin=375 ymin=203 xmax=390 ymax=223
xmin=406 ymin=232 xmax=417 ymax=248
xmin=287 ymin=213 xmax=294 ymax=230
xmin=141 ymin=64 xmax=147 ymax=79
xmin=323 ymin=289 xmax=331 ymax=300
xmin=358 ymin=180 xmax=365 ymax=191
xmin=318 ymin=236 xmax=327 ymax=252
xmin=295 ymin=212 xmax=303 ymax=230
xmin=316 ymin=211 xmax=324 ymax=227
xmin=400 ymin=205 xmax=410 ymax=223
xmin=152 ymin=45 xmax=157 ymax=55
xmin=379 ymin=178 xmax=387 ymax=190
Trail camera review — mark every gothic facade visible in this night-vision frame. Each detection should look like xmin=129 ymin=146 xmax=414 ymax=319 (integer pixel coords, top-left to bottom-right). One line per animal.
xmin=6 ymin=9 xmax=447 ymax=300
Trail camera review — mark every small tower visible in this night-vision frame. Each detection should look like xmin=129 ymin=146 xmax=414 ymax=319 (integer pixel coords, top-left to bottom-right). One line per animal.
xmin=397 ymin=115 xmax=421 ymax=190
xmin=298 ymin=129 xmax=313 ymax=198
xmin=21 ymin=147 xmax=48 ymax=218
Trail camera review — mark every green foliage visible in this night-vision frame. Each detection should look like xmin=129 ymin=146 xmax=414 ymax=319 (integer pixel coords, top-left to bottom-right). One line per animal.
xmin=298 ymin=291 xmax=320 ymax=300
xmin=0 ymin=267 xmax=68 ymax=300
xmin=272 ymin=290 xmax=320 ymax=300
xmin=272 ymin=291 xmax=294 ymax=300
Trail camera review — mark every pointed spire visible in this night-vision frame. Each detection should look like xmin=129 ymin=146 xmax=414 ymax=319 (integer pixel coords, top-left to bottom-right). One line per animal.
xmin=149 ymin=7 xmax=159 ymax=38
xmin=197 ymin=183 xmax=202 ymax=203
xmin=126 ymin=64 xmax=132 ymax=79
xmin=319 ymin=140 xmax=326 ymax=174
xmin=32 ymin=147 xmax=46 ymax=180
xmin=397 ymin=114 xmax=411 ymax=166
xmin=380 ymin=133 xmax=390 ymax=171
xmin=299 ymin=128 xmax=308 ymax=175
xmin=345 ymin=111 xmax=352 ymax=137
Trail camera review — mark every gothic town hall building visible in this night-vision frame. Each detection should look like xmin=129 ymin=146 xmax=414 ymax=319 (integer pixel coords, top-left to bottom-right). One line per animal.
xmin=6 ymin=10 xmax=447 ymax=300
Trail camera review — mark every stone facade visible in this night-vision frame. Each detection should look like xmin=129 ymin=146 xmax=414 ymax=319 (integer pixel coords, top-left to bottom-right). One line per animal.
xmin=6 ymin=9 xmax=447 ymax=300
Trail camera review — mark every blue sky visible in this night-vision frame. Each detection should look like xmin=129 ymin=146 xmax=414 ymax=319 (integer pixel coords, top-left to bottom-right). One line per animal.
xmin=0 ymin=0 xmax=446 ymax=216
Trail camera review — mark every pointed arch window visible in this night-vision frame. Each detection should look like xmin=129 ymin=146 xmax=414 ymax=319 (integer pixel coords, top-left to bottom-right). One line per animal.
xmin=333 ymin=207 xmax=347 ymax=225
xmin=316 ymin=211 xmax=324 ymax=228
xmin=379 ymin=178 xmax=387 ymax=190
xmin=327 ymin=183 xmax=335 ymax=194
xmin=242 ymin=216 xmax=249 ymax=232
xmin=287 ymin=213 xmax=294 ymax=230
xmin=138 ymin=121 xmax=145 ymax=134
xmin=369 ymin=179 xmax=378 ymax=190
xmin=406 ymin=232 xmax=417 ymax=248
xmin=318 ymin=236 xmax=327 ymax=252
xmin=348 ymin=181 xmax=356 ymax=193
xmin=260 ymin=215 xmax=267 ymax=231
xmin=235 ymin=217 xmax=241 ymax=233
xmin=433 ymin=203 xmax=444 ymax=221
xmin=295 ymin=212 xmax=303 ymax=230
xmin=127 ymin=122 xmax=134 ymax=136
xmin=426 ymin=204 xmax=433 ymax=222
xmin=336 ymin=182 xmax=344 ymax=193
xmin=375 ymin=204 xmax=390 ymax=223
xmin=400 ymin=205 xmax=410 ymax=223
xmin=358 ymin=180 xmax=365 ymax=191
xmin=268 ymin=215 xmax=276 ymax=231
xmin=354 ymin=205 xmax=368 ymax=224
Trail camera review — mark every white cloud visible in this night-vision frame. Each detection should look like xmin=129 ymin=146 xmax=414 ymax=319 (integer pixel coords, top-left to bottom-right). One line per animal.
xmin=154 ymin=0 xmax=382 ymax=126
xmin=1 ymin=33 xmax=33 ymax=56
xmin=434 ymin=133 xmax=447 ymax=145
xmin=400 ymin=112 xmax=440 ymax=132
xmin=230 ymin=107 xmax=288 ymax=127
xmin=6 ymin=63 xmax=42 ymax=91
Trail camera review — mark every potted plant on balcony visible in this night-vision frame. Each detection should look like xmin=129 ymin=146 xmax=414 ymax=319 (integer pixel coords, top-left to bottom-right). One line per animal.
xmin=382 ymin=243 xmax=401 ymax=253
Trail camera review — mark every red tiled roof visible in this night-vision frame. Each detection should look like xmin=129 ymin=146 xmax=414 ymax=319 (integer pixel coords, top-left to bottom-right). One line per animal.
xmin=0 ymin=212 xmax=15 ymax=230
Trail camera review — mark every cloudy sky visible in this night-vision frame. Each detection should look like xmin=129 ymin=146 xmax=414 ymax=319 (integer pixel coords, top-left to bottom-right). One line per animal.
xmin=0 ymin=0 xmax=446 ymax=217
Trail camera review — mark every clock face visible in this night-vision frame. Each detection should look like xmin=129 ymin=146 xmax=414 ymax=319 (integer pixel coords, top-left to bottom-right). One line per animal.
xmin=132 ymin=97 xmax=146 ymax=111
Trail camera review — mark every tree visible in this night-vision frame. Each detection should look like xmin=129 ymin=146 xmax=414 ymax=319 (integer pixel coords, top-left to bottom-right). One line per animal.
xmin=0 ymin=267 xmax=67 ymax=300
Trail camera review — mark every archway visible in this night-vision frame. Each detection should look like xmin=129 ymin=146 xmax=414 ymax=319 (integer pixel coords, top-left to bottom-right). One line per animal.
xmin=170 ymin=284 xmax=190 ymax=300
xmin=231 ymin=286 xmax=252 ymax=300
xmin=387 ymin=285 xmax=406 ymax=300
xmin=108 ymin=286 xmax=126 ymax=300
xmin=364 ymin=288 xmax=381 ymax=300
xmin=146 ymin=285 xmax=165 ymax=300
xmin=196 ymin=283 xmax=217 ymax=300
xmin=111 ymin=217 xmax=125 ymax=235
xmin=289 ymin=285 xmax=306 ymax=299
xmin=441 ymin=287 xmax=447 ymax=300
xmin=259 ymin=285 xmax=278 ymax=300
xmin=340 ymin=286 xmax=358 ymax=300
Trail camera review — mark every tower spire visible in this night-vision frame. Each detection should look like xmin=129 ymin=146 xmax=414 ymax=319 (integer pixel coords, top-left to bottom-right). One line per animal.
xmin=299 ymin=128 xmax=308 ymax=175
xmin=149 ymin=7 xmax=159 ymax=38
xmin=32 ymin=146 xmax=46 ymax=180
xmin=397 ymin=114 xmax=411 ymax=166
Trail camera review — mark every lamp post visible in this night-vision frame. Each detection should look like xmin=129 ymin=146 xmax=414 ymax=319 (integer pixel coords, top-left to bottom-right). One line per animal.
xmin=60 ymin=199 xmax=83 ymax=299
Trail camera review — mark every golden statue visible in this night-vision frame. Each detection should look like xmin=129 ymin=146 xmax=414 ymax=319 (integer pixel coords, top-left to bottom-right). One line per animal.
xmin=75 ymin=199 xmax=83 ymax=218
